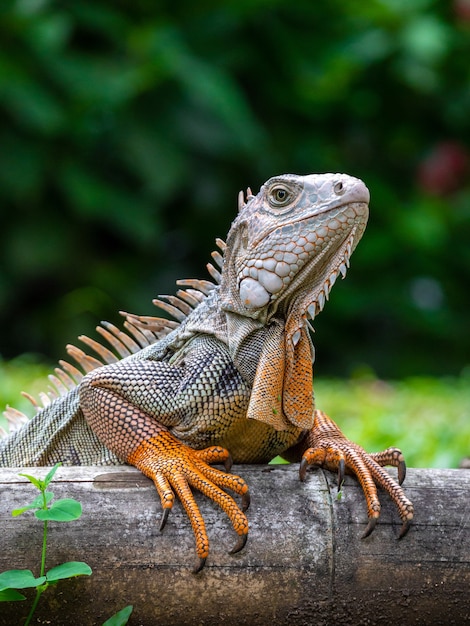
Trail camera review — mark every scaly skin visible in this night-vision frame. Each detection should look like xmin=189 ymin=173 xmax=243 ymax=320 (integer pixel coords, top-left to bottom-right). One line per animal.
xmin=299 ymin=410 xmax=414 ymax=538
xmin=1 ymin=172 xmax=414 ymax=571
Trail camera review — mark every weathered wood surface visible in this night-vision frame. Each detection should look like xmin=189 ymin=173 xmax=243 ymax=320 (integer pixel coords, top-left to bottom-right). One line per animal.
xmin=0 ymin=465 xmax=468 ymax=626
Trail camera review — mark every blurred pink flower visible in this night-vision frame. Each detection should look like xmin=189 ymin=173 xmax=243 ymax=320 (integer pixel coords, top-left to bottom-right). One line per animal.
xmin=417 ymin=141 xmax=469 ymax=195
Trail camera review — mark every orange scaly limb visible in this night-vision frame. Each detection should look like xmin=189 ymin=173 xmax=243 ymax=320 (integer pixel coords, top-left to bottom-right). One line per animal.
xmin=79 ymin=379 xmax=250 ymax=573
xmin=128 ymin=434 xmax=250 ymax=573
xmin=299 ymin=410 xmax=414 ymax=538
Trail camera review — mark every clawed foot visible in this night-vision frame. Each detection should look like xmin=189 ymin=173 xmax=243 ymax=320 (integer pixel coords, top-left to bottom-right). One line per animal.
xmin=300 ymin=410 xmax=414 ymax=538
xmin=128 ymin=434 xmax=249 ymax=573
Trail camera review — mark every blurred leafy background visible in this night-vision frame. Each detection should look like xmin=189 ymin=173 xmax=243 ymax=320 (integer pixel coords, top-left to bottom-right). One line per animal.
xmin=0 ymin=0 xmax=469 ymax=466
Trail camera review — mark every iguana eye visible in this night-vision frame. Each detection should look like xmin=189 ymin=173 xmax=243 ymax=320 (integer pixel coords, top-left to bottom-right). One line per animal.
xmin=269 ymin=185 xmax=292 ymax=207
xmin=334 ymin=181 xmax=345 ymax=195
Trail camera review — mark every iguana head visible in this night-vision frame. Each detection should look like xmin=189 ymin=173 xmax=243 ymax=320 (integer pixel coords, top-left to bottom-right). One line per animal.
xmin=220 ymin=173 xmax=369 ymax=431
xmin=221 ymin=172 xmax=369 ymax=328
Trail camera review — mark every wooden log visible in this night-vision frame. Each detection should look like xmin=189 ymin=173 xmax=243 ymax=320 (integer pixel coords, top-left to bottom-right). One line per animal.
xmin=0 ymin=465 xmax=468 ymax=625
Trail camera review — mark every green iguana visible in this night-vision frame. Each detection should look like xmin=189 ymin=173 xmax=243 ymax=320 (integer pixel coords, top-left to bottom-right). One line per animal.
xmin=0 ymin=173 xmax=414 ymax=572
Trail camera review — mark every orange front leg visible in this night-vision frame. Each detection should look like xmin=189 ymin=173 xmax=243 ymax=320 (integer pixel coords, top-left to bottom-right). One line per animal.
xmin=300 ymin=410 xmax=414 ymax=538
xmin=129 ymin=434 xmax=250 ymax=572
xmin=80 ymin=379 xmax=249 ymax=573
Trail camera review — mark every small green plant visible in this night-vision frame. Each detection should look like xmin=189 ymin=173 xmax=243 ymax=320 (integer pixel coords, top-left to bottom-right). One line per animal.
xmin=0 ymin=463 xmax=133 ymax=625
xmin=0 ymin=463 xmax=91 ymax=625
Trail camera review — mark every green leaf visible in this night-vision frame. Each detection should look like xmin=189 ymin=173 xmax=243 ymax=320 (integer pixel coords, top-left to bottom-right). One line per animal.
xmin=12 ymin=505 xmax=36 ymax=518
xmin=12 ymin=491 xmax=54 ymax=517
xmin=18 ymin=464 xmax=61 ymax=494
xmin=46 ymin=562 xmax=92 ymax=582
xmin=0 ymin=570 xmax=46 ymax=590
xmin=102 ymin=605 xmax=134 ymax=626
xmin=18 ymin=473 xmax=43 ymax=490
xmin=43 ymin=463 xmax=62 ymax=488
xmin=0 ymin=588 xmax=27 ymax=602
xmin=269 ymin=456 xmax=289 ymax=465
xmin=35 ymin=498 xmax=82 ymax=521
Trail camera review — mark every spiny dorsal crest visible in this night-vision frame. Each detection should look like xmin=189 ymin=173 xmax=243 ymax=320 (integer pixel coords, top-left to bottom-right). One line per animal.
xmin=2 ymin=239 xmax=227 ymax=433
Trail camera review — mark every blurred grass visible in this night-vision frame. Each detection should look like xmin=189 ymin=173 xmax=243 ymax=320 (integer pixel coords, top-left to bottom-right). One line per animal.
xmin=314 ymin=374 xmax=470 ymax=469
xmin=0 ymin=355 xmax=51 ymax=433
xmin=0 ymin=357 xmax=468 ymax=469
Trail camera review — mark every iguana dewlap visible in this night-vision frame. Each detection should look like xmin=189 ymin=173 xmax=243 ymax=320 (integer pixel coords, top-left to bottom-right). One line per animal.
xmin=0 ymin=173 xmax=413 ymax=572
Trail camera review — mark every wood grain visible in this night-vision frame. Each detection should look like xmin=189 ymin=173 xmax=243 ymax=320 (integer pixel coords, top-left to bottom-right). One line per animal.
xmin=0 ymin=465 xmax=468 ymax=625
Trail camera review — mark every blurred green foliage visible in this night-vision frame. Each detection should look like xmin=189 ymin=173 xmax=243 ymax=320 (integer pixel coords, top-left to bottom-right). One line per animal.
xmin=314 ymin=372 xmax=470 ymax=468
xmin=0 ymin=0 xmax=469 ymax=379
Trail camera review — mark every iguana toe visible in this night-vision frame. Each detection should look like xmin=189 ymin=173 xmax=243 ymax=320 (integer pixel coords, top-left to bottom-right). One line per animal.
xmin=369 ymin=446 xmax=407 ymax=485
xmin=301 ymin=410 xmax=414 ymax=538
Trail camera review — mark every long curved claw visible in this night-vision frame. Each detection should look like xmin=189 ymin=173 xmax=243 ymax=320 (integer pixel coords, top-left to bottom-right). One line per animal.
xmin=399 ymin=519 xmax=412 ymax=539
xmin=398 ymin=458 xmax=406 ymax=486
xmin=361 ymin=517 xmax=377 ymax=539
xmin=159 ymin=507 xmax=170 ymax=532
xmin=241 ymin=490 xmax=251 ymax=512
xmin=193 ymin=557 xmax=206 ymax=574
xmin=229 ymin=532 xmax=248 ymax=555
xmin=301 ymin=410 xmax=414 ymax=538
xmin=299 ymin=457 xmax=309 ymax=482
xmin=370 ymin=446 xmax=407 ymax=485
xmin=337 ymin=458 xmax=345 ymax=492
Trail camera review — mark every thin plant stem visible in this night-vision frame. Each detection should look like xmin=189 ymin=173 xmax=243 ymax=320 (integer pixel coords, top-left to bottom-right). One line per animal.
xmin=24 ymin=588 xmax=43 ymax=626
xmin=40 ymin=520 xmax=48 ymax=577
xmin=23 ymin=486 xmax=50 ymax=625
